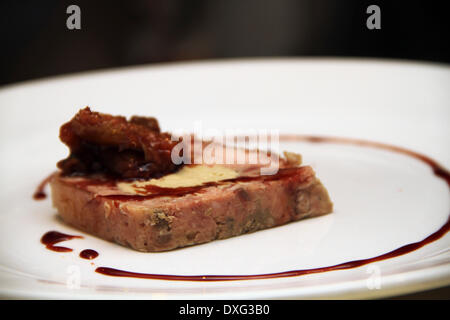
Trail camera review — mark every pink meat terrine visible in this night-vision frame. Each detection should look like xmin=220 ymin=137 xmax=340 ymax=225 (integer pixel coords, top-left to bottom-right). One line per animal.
xmin=50 ymin=107 xmax=333 ymax=251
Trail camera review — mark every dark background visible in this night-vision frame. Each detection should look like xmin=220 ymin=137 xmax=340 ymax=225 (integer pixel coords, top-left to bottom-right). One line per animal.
xmin=1 ymin=0 xmax=449 ymax=86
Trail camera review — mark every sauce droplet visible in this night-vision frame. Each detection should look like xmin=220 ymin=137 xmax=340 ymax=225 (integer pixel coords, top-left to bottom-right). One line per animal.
xmin=80 ymin=249 xmax=99 ymax=260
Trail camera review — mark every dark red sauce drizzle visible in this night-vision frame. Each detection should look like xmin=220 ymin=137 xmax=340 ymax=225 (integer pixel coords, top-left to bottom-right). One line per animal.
xmin=41 ymin=231 xmax=82 ymax=252
xmin=33 ymin=172 xmax=56 ymax=200
xmin=80 ymin=249 xmax=99 ymax=260
xmin=36 ymin=134 xmax=449 ymax=281
xmin=96 ymin=215 xmax=450 ymax=281
xmin=95 ymin=134 xmax=450 ymax=281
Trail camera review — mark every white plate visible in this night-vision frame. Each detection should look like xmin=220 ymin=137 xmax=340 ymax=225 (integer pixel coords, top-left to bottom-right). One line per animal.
xmin=0 ymin=58 xmax=449 ymax=299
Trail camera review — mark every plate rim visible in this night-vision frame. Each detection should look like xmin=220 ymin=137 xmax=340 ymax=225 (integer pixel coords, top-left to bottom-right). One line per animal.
xmin=1 ymin=261 xmax=449 ymax=299
xmin=1 ymin=56 xmax=449 ymax=93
